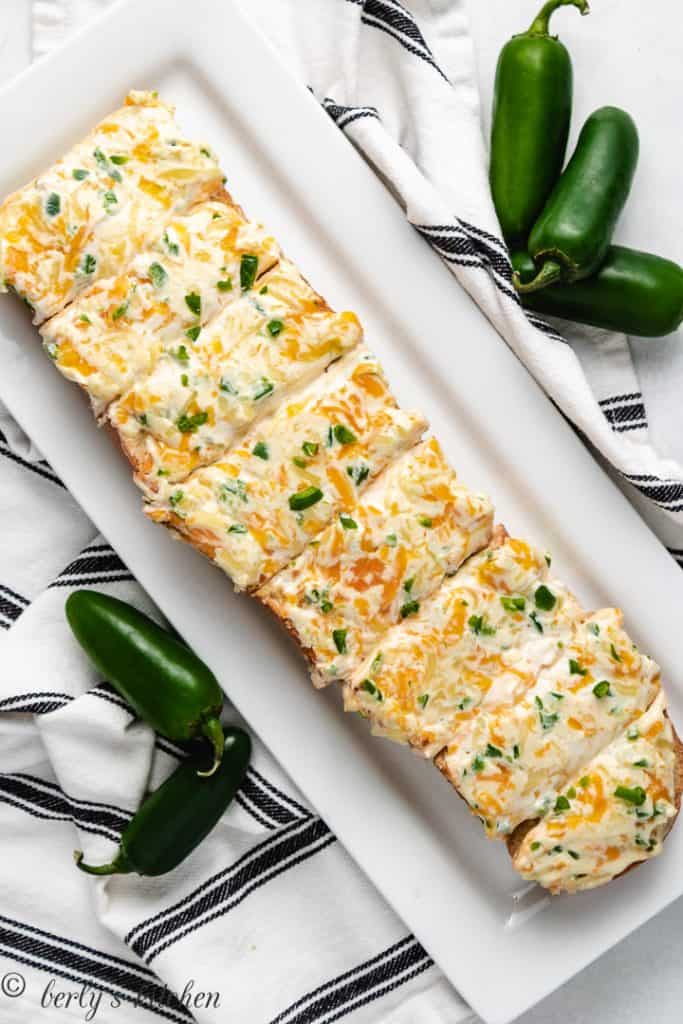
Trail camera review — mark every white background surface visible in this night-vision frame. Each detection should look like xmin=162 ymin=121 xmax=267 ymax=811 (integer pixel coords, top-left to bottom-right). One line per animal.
xmin=2 ymin=1 xmax=682 ymax=1021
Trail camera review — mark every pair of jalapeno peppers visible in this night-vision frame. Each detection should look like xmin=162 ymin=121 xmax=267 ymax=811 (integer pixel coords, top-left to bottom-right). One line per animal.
xmin=67 ymin=590 xmax=251 ymax=877
xmin=490 ymin=0 xmax=683 ymax=338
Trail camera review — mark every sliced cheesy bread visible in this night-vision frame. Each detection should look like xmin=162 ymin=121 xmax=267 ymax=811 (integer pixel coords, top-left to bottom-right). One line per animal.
xmin=108 ymin=260 xmax=358 ymax=489
xmin=258 ymin=437 xmax=494 ymax=687
xmin=508 ymin=691 xmax=679 ymax=893
xmin=0 ymin=91 xmax=222 ymax=323
xmin=146 ymin=347 xmax=427 ymax=590
xmin=436 ymin=607 xmax=661 ymax=838
xmin=344 ymin=531 xmax=583 ymax=758
xmin=40 ymin=196 xmax=280 ymax=414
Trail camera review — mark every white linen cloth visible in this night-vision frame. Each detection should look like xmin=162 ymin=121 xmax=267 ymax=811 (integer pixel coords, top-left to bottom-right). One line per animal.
xmin=1 ymin=1 xmax=682 ymax=1023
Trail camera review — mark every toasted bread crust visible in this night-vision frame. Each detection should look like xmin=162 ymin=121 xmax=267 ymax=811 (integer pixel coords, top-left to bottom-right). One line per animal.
xmin=253 ymin=589 xmax=320 ymax=674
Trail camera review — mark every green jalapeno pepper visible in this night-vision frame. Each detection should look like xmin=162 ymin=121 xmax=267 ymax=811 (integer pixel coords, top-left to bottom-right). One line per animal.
xmin=516 ymin=106 xmax=639 ymax=293
xmin=75 ymin=727 xmax=251 ymax=876
xmin=513 ymin=248 xmax=683 ymax=338
xmin=489 ymin=0 xmax=590 ymax=248
xmin=65 ymin=590 xmax=225 ymax=776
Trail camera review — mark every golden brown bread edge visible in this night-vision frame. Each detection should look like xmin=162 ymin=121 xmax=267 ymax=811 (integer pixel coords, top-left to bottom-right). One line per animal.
xmin=504 ymin=713 xmax=683 ymax=886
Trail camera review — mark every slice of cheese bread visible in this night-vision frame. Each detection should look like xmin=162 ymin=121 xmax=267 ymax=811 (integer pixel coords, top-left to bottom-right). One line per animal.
xmin=344 ymin=529 xmax=584 ymax=757
xmin=1 ymin=91 xmax=222 ymax=323
xmin=108 ymin=260 xmax=360 ymax=489
xmin=258 ymin=437 xmax=493 ymax=687
xmin=146 ymin=347 xmax=427 ymax=590
xmin=507 ymin=691 xmax=681 ymax=894
xmin=436 ymin=606 xmax=662 ymax=838
xmin=40 ymin=195 xmax=280 ymax=414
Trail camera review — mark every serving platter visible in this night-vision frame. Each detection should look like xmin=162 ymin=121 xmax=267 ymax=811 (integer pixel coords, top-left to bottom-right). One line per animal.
xmin=1 ymin=2 xmax=683 ymax=1021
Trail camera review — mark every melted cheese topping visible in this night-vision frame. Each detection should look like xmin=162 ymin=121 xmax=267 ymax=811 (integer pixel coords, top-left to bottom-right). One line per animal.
xmin=1 ymin=91 xmax=222 ymax=323
xmin=259 ymin=438 xmax=493 ymax=687
xmin=109 ymin=260 xmax=358 ymax=488
xmin=345 ymin=535 xmax=583 ymax=757
xmin=145 ymin=347 xmax=427 ymax=590
xmin=512 ymin=691 xmax=677 ymax=893
xmin=440 ymin=608 xmax=661 ymax=837
xmin=40 ymin=198 xmax=280 ymax=413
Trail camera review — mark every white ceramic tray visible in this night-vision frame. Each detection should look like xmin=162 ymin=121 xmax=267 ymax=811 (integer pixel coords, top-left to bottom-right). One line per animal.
xmin=1 ymin=2 xmax=682 ymax=1020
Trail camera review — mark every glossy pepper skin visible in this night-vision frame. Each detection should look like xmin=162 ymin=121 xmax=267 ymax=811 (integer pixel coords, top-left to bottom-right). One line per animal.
xmin=75 ymin=727 xmax=251 ymax=877
xmin=489 ymin=0 xmax=590 ymax=248
xmin=513 ymin=248 xmax=683 ymax=338
xmin=65 ymin=590 xmax=225 ymax=776
xmin=517 ymin=106 xmax=639 ymax=293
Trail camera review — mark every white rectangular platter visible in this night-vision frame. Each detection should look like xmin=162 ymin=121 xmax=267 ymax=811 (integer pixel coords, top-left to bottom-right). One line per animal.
xmin=1 ymin=2 xmax=683 ymax=1021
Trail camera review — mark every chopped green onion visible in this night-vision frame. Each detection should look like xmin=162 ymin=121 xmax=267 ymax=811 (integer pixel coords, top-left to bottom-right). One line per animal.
xmin=252 ymin=441 xmax=269 ymax=460
xmin=185 ymin=292 xmax=201 ymax=316
xmin=267 ymin=319 xmax=285 ymax=337
xmin=468 ymin=614 xmax=496 ymax=636
xmin=289 ymin=486 xmax=323 ymax=511
xmin=614 ymin=785 xmax=646 ymax=806
xmin=400 ymin=600 xmax=420 ymax=619
xmin=333 ymin=629 xmax=348 ymax=654
xmin=534 ymin=585 xmax=556 ymax=611
xmin=333 ymin=424 xmax=357 ymax=445
xmin=501 ymin=595 xmax=525 ymax=613
xmin=529 ymin=611 xmax=543 ymax=633
xmin=148 ymin=262 xmax=167 ymax=288
xmin=176 ymin=410 xmax=208 ymax=433
xmin=592 ymin=680 xmax=611 ymax=699
xmin=346 ymin=464 xmax=369 ymax=486
xmin=240 ymin=253 xmax=258 ymax=290
xmin=253 ymin=379 xmax=274 ymax=401
xmin=45 ymin=192 xmax=61 ymax=217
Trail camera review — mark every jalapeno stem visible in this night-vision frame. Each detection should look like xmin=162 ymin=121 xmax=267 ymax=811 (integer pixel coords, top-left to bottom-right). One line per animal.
xmin=514 ymin=260 xmax=563 ymax=294
xmin=74 ymin=849 xmax=132 ymax=876
xmin=196 ymin=715 xmax=225 ymax=778
xmin=527 ymin=0 xmax=589 ymax=37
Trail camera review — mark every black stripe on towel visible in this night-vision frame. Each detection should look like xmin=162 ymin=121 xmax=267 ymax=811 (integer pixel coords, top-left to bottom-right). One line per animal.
xmin=0 ymin=914 xmax=194 ymax=1024
xmin=269 ymin=934 xmax=433 ymax=1024
xmin=126 ymin=817 xmax=334 ymax=963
